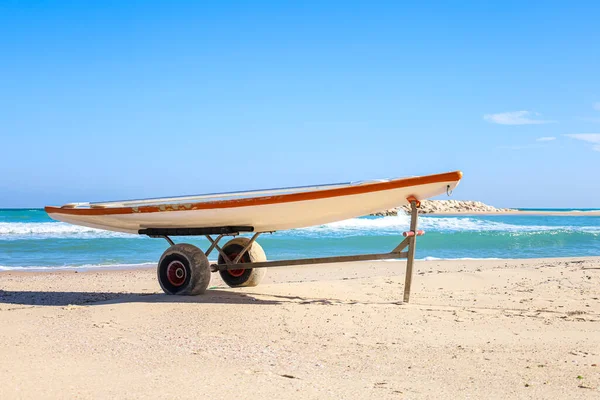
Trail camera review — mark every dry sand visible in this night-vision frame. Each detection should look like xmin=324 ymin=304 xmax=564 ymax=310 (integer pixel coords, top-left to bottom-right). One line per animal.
xmin=1 ymin=257 xmax=599 ymax=399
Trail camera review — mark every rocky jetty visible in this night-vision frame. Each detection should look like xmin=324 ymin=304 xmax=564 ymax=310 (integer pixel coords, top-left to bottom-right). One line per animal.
xmin=370 ymin=200 xmax=514 ymax=216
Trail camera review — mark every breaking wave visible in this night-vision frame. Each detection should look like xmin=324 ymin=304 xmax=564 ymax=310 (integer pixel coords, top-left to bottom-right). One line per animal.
xmin=0 ymin=262 xmax=155 ymax=272
xmin=0 ymin=222 xmax=132 ymax=240
xmin=2 ymin=215 xmax=599 ymax=241
xmin=297 ymin=215 xmax=600 ymax=236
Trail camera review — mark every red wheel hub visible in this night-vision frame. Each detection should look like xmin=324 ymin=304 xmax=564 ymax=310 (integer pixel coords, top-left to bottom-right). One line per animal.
xmin=166 ymin=261 xmax=187 ymax=286
xmin=227 ymin=252 xmax=246 ymax=277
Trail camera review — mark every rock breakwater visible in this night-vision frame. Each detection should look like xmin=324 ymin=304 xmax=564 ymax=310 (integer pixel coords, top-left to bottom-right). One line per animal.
xmin=371 ymin=200 xmax=514 ymax=216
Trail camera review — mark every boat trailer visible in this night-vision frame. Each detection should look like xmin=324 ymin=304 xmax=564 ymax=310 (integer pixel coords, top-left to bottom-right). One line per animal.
xmin=142 ymin=198 xmax=423 ymax=303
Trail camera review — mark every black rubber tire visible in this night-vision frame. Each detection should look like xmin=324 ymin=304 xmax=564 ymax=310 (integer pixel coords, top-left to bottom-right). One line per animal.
xmin=217 ymin=238 xmax=266 ymax=288
xmin=157 ymin=243 xmax=211 ymax=295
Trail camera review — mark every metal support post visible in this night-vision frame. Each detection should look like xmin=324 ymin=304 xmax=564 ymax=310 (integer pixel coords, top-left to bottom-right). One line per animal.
xmin=232 ymin=232 xmax=262 ymax=264
xmin=403 ymin=200 xmax=419 ymax=303
xmin=204 ymin=234 xmax=225 ymax=257
xmin=206 ymin=235 xmax=233 ymax=263
xmin=150 ymin=235 xmax=175 ymax=246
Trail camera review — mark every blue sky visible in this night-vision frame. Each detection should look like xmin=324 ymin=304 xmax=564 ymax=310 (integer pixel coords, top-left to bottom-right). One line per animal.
xmin=1 ymin=1 xmax=599 ymax=208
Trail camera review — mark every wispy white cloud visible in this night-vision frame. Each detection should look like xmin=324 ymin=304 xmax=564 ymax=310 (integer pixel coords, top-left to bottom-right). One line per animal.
xmin=593 ymin=102 xmax=600 ymax=111
xmin=484 ymin=111 xmax=555 ymax=125
xmin=564 ymin=134 xmax=600 ymax=152
xmin=536 ymin=136 xmax=556 ymax=142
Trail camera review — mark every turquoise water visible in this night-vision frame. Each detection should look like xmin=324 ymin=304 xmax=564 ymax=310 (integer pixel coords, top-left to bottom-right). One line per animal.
xmin=0 ymin=209 xmax=598 ymax=270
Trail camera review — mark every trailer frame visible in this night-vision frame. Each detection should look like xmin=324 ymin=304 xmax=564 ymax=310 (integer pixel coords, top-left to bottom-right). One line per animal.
xmin=144 ymin=199 xmax=422 ymax=303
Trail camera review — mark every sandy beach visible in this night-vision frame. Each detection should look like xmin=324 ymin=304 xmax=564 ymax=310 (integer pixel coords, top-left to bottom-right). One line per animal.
xmin=1 ymin=257 xmax=599 ymax=399
xmin=4 ymin=2 xmax=599 ymax=400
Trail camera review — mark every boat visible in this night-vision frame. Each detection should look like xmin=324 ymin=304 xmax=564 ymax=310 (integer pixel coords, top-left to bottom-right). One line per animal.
xmin=45 ymin=171 xmax=462 ymax=298
xmin=45 ymin=171 xmax=462 ymax=234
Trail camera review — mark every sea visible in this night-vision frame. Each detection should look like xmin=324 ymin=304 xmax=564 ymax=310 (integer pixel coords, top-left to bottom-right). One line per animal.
xmin=0 ymin=209 xmax=598 ymax=271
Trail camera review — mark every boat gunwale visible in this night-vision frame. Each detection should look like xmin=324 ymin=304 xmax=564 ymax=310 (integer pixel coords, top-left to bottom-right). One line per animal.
xmin=88 ymin=181 xmax=360 ymax=208
xmin=45 ymin=171 xmax=462 ymax=217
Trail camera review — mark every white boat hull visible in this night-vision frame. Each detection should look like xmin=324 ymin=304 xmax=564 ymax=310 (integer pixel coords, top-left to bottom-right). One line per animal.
xmin=46 ymin=172 xmax=462 ymax=234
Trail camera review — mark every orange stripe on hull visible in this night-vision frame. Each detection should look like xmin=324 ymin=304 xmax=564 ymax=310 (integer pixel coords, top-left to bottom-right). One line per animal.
xmin=45 ymin=171 xmax=463 ymax=217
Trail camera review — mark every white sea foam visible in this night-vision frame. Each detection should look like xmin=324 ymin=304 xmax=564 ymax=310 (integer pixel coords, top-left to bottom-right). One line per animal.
xmin=0 ymin=257 xmax=514 ymax=271
xmin=0 ymin=222 xmax=133 ymax=240
xmin=0 ymin=260 xmax=225 ymax=271
xmin=1 ymin=215 xmax=599 ymax=240
xmin=298 ymin=215 xmax=600 ymax=235
xmin=0 ymin=262 xmax=155 ymax=272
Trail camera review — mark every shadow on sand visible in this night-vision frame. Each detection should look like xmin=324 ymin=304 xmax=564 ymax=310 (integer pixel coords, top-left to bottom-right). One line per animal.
xmin=0 ymin=289 xmax=283 ymax=307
